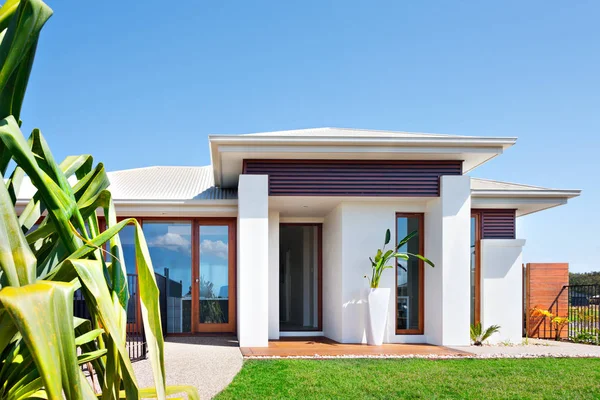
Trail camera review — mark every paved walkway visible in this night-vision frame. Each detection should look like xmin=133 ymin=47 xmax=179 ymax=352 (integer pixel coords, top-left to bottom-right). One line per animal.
xmin=452 ymin=338 xmax=600 ymax=358
xmin=133 ymin=336 xmax=242 ymax=399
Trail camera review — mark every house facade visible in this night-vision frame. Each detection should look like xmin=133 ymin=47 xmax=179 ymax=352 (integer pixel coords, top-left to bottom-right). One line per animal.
xmin=16 ymin=127 xmax=580 ymax=347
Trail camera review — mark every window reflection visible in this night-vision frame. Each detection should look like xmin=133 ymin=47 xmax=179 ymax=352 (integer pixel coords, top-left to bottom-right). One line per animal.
xmin=199 ymin=226 xmax=229 ymax=324
xmin=397 ymin=215 xmax=422 ymax=331
xmin=470 ymin=216 xmax=478 ymax=325
xmin=144 ymin=221 xmax=192 ymax=333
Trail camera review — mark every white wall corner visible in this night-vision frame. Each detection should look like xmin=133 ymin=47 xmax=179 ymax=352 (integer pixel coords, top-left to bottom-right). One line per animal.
xmin=322 ymin=204 xmax=344 ymax=342
xmin=237 ymin=174 xmax=269 ymax=347
xmin=480 ymin=238 xmax=526 ymax=345
xmin=268 ymin=210 xmax=280 ymax=340
xmin=439 ymin=175 xmax=471 ymax=346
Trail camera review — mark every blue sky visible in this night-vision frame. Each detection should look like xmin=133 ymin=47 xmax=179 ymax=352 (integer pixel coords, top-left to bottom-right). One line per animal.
xmin=20 ymin=1 xmax=599 ymax=272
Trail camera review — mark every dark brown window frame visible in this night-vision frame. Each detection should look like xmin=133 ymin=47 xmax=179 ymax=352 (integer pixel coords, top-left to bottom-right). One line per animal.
xmin=278 ymin=222 xmax=323 ymax=332
xmin=107 ymin=216 xmax=238 ymax=336
xmin=395 ymin=212 xmax=425 ymax=335
xmin=471 ymin=211 xmax=482 ymax=325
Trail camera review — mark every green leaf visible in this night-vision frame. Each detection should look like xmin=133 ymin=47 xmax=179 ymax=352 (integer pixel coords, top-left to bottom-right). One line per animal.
xmin=75 ymin=328 xmax=104 ymax=346
xmin=0 ymin=0 xmax=53 ymax=121
xmin=138 ymin=385 xmax=200 ymax=400
xmin=0 ymin=174 xmax=36 ymax=287
xmin=384 ymin=229 xmax=391 ymax=246
xmin=68 ymin=259 xmax=139 ymax=399
xmin=393 ymin=253 xmax=409 ymax=260
xmin=77 ymin=348 xmax=107 ymax=365
xmin=405 ymin=252 xmax=435 ymax=268
xmin=382 ymin=249 xmax=394 ymax=261
xmin=0 ymin=281 xmax=86 ymax=399
xmin=395 ymin=230 xmax=418 ymax=251
xmin=0 ymin=117 xmax=81 ymax=253
xmin=374 ymin=249 xmax=382 ymax=263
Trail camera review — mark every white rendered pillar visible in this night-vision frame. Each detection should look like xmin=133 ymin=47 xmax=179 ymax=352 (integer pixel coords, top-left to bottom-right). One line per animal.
xmin=425 ymin=175 xmax=471 ymax=346
xmin=237 ymin=175 xmax=269 ymax=347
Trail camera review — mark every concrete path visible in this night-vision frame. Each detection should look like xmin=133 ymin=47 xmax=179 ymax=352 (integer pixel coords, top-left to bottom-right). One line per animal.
xmin=133 ymin=336 xmax=243 ymax=399
xmin=451 ymin=339 xmax=600 ymax=358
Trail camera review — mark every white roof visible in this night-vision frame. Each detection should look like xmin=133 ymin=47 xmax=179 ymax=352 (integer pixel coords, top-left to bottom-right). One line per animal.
xmin=209 ymin=127 xmax=518 ymax=187
xmin=470 ymin=177 xmax=580 ymax=197
xmin=13 ymin=166 xmax=237 ymax=202
xmin=107 ymin=166 xmax=236 ymax=200
xmin=241 ymin=127 xmax=470 ymax=138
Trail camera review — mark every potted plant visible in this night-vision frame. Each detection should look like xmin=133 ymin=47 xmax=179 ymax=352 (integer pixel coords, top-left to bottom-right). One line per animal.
xmin=364 ymin=229 xmax=434 ymax=345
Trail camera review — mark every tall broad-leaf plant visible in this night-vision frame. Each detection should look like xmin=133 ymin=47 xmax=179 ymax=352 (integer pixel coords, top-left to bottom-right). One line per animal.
xmin=0 ymin=1 xmax=197 ymax=398
xmin=365 ymin=229 xmax=434 ymax=288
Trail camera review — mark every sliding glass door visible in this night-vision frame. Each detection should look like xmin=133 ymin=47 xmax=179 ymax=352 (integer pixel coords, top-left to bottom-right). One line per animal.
xmin=132 ymin=218 xmax=236 ymax=335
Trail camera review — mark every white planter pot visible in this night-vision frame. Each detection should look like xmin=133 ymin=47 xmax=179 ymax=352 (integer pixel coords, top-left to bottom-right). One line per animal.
xmin=366 ymin=288 xmax=390 ymax=345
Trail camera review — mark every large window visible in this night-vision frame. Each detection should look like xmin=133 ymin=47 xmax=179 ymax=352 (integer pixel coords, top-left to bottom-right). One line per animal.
xmin=396 ymin=213 xmax=424 ymax=334
xmin=198 ymin=225 xmax=230 ymax=324
xmin=143 ymin=221 xmax=193 ymax=334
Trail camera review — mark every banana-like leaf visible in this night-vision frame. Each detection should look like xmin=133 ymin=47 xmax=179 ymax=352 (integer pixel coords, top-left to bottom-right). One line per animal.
xmin=59 ymin=154 xmax=93 ymax=180
xmin=0 ymin=171 xmax=35 ymax=286
xmin=404 ymin=252 xmax=435 ymax=268
xmin=0 ymin=0 xmax=52 ymax=121
xmin=137 ymin=386 xmax=200 ymax=400
xmin=67 ymin=259 xmax=139 ymax=399
xmin=0 ymin=117 xmax=81 ymax=252
xmin=395 ymin=230 xmax=418 ymax=252
xmin=0 ymin=281 xmax=87 ymax=399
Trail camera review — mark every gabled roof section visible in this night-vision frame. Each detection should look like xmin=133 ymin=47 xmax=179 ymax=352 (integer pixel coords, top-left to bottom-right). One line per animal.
xmin=209 ymin=127 xmax=518 ymax=188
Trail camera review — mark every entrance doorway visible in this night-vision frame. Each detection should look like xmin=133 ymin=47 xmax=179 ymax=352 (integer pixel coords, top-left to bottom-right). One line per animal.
xmin=279 ymin=224 xmax=322 ymax=332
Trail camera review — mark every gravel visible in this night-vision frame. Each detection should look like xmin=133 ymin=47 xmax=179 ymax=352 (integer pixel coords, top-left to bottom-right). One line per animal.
xmin=133 ymin=336 xmax=242 ymax=399
xmin=449 ymin=338 xmax=600 ymax=358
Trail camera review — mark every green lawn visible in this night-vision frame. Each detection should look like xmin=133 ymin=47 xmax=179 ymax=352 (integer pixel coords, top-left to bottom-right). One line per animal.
xmin=216 ymin=358 xmax=600 ymax=399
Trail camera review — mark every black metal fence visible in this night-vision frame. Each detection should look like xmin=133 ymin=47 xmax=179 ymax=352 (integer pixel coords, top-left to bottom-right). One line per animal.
xmin=126 ymin=273 xmax=147 ymax=361
xmin=566 ymin=284 xmax=600 ymax=345
xmin=73 ymin=273 xmax=147 ymax=362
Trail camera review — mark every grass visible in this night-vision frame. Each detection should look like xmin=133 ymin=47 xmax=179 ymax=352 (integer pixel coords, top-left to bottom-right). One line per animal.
xmin=216 ymin=358 xmax=600 ymax=399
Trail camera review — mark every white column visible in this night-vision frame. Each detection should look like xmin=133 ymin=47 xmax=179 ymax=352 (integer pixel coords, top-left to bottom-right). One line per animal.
xmin=425 ymin=175 xmax=471 ymax=346
xmin=237 ymin=175 xmax=269 ymax=347
xmin=268 ymin=211 xmax=280 ymax=340
xmin=480 ymin=239 xmax=526 ymax=344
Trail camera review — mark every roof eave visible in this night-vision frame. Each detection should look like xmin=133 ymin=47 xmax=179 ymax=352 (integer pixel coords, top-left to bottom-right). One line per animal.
xmin=208 ymin=135 xmax=518 ymax=148
xmin=471 ymin=189 xmax=581 ymax=198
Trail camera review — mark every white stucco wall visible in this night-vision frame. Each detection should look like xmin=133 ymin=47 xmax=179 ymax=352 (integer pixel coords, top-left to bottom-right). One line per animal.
xmin=268 ymin=211 xmax=280 ymax=340
xmin=480 ymin=239 xmax=526 ymax=344
xmin=237 ymin=175 xmax=269 ymax=347
xmin=322 ymin=205 xmax=343 ymax=342
xmin=339 ymin=202 xmax=427 ymax=344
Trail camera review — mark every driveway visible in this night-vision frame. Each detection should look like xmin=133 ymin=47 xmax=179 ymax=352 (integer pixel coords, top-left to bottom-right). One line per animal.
xmin=133 ymin=336 xmax=243 ymax=399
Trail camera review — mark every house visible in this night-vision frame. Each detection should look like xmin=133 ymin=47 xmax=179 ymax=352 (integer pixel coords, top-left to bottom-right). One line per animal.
xmin=15 ymin=127 xmax=581 ymax=347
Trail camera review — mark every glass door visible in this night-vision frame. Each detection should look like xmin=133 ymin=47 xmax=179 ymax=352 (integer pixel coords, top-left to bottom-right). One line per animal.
xmin=194 ymin=219 xmax=236 ymax=333
xmin=279 ymin=224 xmax=322 ymax=332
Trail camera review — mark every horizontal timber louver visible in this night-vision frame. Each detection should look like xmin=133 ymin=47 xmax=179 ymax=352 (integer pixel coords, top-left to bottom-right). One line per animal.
xmin=478 ymin=209 xmax=516 ymax=239
xmin=243 ymin=160 xmax=463 ymax=196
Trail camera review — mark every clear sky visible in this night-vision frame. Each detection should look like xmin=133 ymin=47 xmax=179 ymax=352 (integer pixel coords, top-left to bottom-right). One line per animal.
xmin=20 ymin=1 xmax=599 ymax=272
